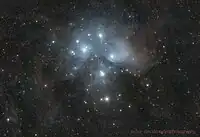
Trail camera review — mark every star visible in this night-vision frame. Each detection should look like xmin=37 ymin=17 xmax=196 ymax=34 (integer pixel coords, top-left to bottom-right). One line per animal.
xmin=81 ymin=46 xmax=88 ymax=53
xmin=146 ymin=83 xmax=150 ymax=87
xmin=84 ymin=101 xmax=88 ymax=104
xmin=98 ymin=33 xmax=103 ymax=39
xmin=104 ymin=96 xmax=110 ymax=102
xmin=6 ymin=118 xmax=10 ymax=122
xmin=110 ymin=54 xmax=115 ymax=59
xmin=99 ymin=70 xmax=105 ymax=77
xmin=100 ymin=96 xmax=110 ymax=103
xmin=71 ymin=50 xmax=76 ymax=55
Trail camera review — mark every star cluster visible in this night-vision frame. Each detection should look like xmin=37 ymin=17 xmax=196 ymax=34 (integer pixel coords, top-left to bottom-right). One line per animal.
xmin=65 ymin=19 xmax=142 ymax=84
xmin=58 ymin=18 xmax=154 ymax=104
xmin=0 ymin=0 xmax=200 ymax=137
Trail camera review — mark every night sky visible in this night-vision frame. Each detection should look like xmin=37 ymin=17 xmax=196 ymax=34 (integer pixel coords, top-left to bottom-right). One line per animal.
xmin=0 ymin=0 xmax=200 ymax=137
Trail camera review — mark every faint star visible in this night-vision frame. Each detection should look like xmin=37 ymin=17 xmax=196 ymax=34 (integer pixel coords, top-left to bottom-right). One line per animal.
xmin=84 ymin=101 xmax=88 ymax=104
xmin=73 ymin=66 xmax=77 ymax=70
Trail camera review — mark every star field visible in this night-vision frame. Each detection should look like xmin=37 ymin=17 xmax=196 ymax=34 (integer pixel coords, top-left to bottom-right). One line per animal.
xmin=0 ymin=0 xmax=200 ymax=137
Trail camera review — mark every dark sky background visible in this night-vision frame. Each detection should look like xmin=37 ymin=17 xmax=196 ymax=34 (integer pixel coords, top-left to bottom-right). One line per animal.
xmin=0 ymin=0 xmax=200 ymax=137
